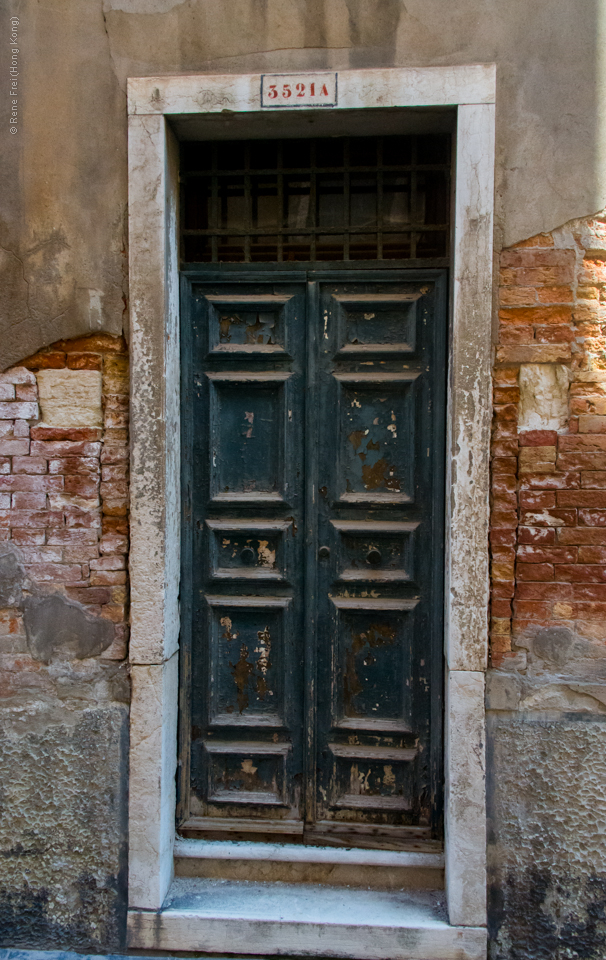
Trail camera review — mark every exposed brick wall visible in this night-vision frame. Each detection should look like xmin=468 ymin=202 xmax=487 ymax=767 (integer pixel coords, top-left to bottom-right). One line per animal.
xmin=0 ymin=335 xmax=129 ymax=660
xmin=491 ymin=215 xmax=606 ymax=664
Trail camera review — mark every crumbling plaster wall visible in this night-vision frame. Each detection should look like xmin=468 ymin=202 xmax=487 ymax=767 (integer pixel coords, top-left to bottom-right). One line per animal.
xmin=487 ymin=215 xmax=606 ymax=958
xmin=0 ymin=337 xmax=130 ymax=951
xmin=2 ymin=0 xmax=606 ymax=366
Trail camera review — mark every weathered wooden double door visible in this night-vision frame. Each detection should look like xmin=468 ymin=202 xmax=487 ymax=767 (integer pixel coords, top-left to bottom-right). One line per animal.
xmin=180 ymin=270 xmax=446 ymax=846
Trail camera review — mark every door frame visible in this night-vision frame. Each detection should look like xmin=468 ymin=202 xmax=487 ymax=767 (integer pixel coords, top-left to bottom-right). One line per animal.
xmin=126 ymin=65 xmax=495 ymax=929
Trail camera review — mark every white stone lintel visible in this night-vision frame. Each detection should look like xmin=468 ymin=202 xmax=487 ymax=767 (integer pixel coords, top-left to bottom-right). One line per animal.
xmin=128 ymin=65 xmax=496 ymax=117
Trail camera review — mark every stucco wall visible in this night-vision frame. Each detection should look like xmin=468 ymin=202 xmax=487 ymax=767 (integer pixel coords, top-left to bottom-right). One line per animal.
xmin=2 ymin=0 xmax=606 ymax=365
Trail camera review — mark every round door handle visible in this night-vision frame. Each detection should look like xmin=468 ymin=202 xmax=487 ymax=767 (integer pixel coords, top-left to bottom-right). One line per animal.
xmin=367 ymin=548 xmax=382 ymax=565
xmin=240 ymin=546 xmax=256 ymax=565
xmin=318 ymin=546 xmax=330 ymax=560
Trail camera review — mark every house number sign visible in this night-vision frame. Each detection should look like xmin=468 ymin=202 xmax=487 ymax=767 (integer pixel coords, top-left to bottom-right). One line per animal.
xmin=261 ymin=72 xmax=337 ymax=108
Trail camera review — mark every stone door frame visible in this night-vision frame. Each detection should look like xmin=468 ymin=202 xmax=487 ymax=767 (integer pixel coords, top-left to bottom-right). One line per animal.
xmin=126 ymin=64 xmax=496 ymax=928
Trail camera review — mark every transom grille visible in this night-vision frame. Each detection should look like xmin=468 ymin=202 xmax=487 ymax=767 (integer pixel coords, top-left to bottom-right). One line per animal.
xmin=181 ymin=135 xmax=451 ymax=263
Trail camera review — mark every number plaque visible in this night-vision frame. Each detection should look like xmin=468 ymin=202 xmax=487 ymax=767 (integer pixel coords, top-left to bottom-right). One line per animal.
xmin=261 ymin=73 xmax=337 ymax=108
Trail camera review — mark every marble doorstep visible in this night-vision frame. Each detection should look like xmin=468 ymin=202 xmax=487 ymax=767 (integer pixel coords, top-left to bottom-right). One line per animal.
xmin=127 ymin=877 xmax=487 ymax=959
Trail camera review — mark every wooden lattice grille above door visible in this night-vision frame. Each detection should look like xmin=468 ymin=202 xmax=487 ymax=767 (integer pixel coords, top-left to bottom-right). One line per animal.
xmin=181 ymin=135 xmax=451 ymax=264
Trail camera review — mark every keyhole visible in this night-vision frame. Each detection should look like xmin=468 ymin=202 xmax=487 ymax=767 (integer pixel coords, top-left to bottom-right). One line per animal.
xmin=367 ymin=548 xmax=382 ymax=566
xmin=240 ymin=547 xmax=256 ymax=565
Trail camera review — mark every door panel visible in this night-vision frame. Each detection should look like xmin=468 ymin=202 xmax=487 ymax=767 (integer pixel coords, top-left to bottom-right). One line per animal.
xmin=313 ymin=278 xmax=446 ymax=831
xmin=188 ymin=283 xmax=306 ymax=823
xmin=183 ymin=272 xmax=446 ymax=841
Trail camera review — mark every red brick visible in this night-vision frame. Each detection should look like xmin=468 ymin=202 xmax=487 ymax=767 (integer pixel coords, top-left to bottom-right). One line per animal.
xmin=100 ymin=604 xmax=126 ymax=623
xmin=501 ymin=249 xmax=575 ymax=269
xmin=11 ymin=493 xmax=47 ymax=510
xmin=535 ymin=325 xmax=575 ymax=344
xmin=581 ymin=471 xmax=606 ymax=488
xmin=90 ymin=570 xmax=127 ymax=586
xmin=10 ymin=529 xmax=46 ymax=545
xmin=65 ymin=586 xmax=111 ymax=605
xmin=557 ymin=491 xmax=606 ymax=507
xmin=492 ymin=581 xmax=515 ymax=599
xmin=48 ymin=457 xmax=99 ymax=476
xmin=558 ymin=528 xmax=606 ymax=544
xmin=90 ymin=555 xmax=125 ymax=570
xmin=556 ymin=564 xmax=606 ymax=582
xmin=510 ymin=266 xmax=575 ymax=285
xmin=30 ymin=427 xmax=102 ymax=441
xmin=558 ymin=452 xmax=606 ymax=471
xmin=56 ymin=333 xmax=126 ymax=354
xmin=100 ymin=444 xmax=128 ymax=464
xmin=21 ymin=350 xmax=66 ymax=370
xmin=103 ymin=503 xmax=128 ymax=518
xmin=494 ymin=404 xmax=519 ymax=421
xmin=520 ymin=508 xmax=577 ymax=526
xmin=520 ymin=472 xmax=580 ymax=490
xmin=492 ymin=421 xmax=518 ymax=439
xmin=517 ymin=545 xmax=577 ymax=563
xmin=519 ymin=431 xmax=559 ymax=447
xmin=12 ymin=457 xmax=47 ymax=474
xmin=519 ymin=491 xmax=556 ymax=510
xmin=492 ymin=492 xmax=518 ymax=510
xmin=513 ymin=600 xmax=551 ymax=619
xmin=499 ymin=305 xmax=573 ymax=326
xmin=46 ymin=528 xmax=99 ymax=545
xmin=492 ymin=475 xmax=517 ymax=494
xmin=491 ymin=599 xmax=512 ymax=618
xmin=516 ymin=562 xmax=554 ymax=581
xmin=0 ymin=439 xmax=29 ymax=456
xmin=491 ymin=509 xmax=519 ymax=529
xmin=493 ymin=386 xmax=520 ymax=404
xmin=499 ymin=324 xmax=535 ymax=344
xmin=101 ymin=464 xmax=128 ymax=481
xmin=63 ymin=510 xmax=101 ymax=530
xmin=66 ymin=353 xmax=102 ymax=371
xmin=63 ymin=544 xmax=99 ymax=562
xmin=100 ymin=480 xmax=128 ymax=499
xmin=490 ymin=529 xmax=517 ymax=547
xmin=30 ymin=440 xmax=102 ymax=458
xmin=535 ymin=284 xmax=574 ymax=303
xmin=579 ymin=509 xmax=606 ymax=526
xmin=100 ymin=534 xmax=128 ymax=555
xmin=19 ymin=546 xmax=63 ymax=563
xmin=572 ymin=584 xmax=606 ymax=600
xmin=25 ymin=563 xmax=83 ymax=582
xmin=492 ymin=457 xmax=518 ymax=475
xmin=492 ymin=440 xmax=519 ymax=457
xmin=559 ymin=435 xmax=606 ymax=451
xmin=517 ymin=526 xmax=556 ymax=544
xmin=64 ymin=476 xmax=100 ymax=498
xmin=0 ymin=509 xmax=62 ymax=528
xmin=15 ymin=385 xmax=37 ymax=401
xmin=515 ymin=581 xmax=573 ymax=600
xmin=102 ymin=516 xmax=128 ymax=534
xmin=578 ymin=546 xmax=606 ymax=563
xmin=0 ymin=476 xmax=62 ymax=492
xmin=497 ymin=345 xmax=572 ymax=363
xmin=570 ymin=601 xmax=606 ymax=620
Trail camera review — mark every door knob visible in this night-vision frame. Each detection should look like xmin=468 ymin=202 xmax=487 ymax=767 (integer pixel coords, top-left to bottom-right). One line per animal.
xmin=318 ymin=546 xmax=330 ymax=560
xmin=240 ymin=547 xmax=256 ymax=564
xmin=367 ymin=548 xmax=382 ymax=565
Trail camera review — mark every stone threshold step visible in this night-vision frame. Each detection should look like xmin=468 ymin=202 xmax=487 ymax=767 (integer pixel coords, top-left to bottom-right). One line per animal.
xmin=127 ymin=878 xmax=486 ymax=960
xmin=174 ymin=838 xmax=444 ymax=889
